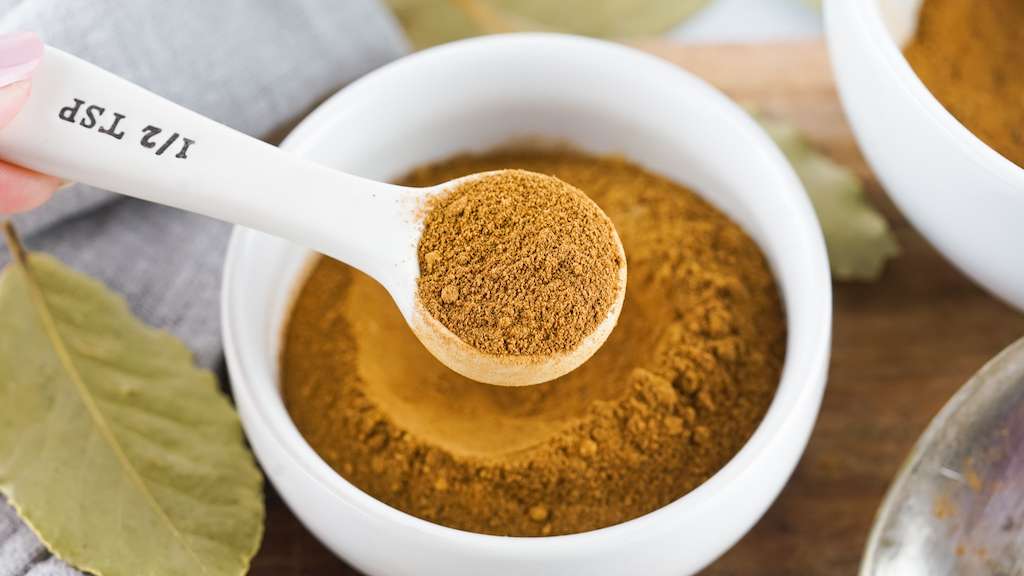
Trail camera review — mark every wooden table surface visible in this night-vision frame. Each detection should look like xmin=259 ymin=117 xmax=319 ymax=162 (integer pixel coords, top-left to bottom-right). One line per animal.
xmin=248 ymin=41 xmax=1024 ymax=575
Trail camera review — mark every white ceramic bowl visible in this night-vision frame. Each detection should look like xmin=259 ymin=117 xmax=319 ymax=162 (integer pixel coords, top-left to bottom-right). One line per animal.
xmin=825 ymin=0 xmax=1024 ymax=311
xmin=222 ymin=34 xmax=831 ymax=576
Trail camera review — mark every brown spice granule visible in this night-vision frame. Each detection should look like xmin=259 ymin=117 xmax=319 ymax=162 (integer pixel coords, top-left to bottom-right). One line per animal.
xmin=282 ymin=150 xmax=786 ymax=536
xmin=904 ymin=0 xmax=1024 ymax=168
xmin=417 ymin=170 xmax=622 ymax=356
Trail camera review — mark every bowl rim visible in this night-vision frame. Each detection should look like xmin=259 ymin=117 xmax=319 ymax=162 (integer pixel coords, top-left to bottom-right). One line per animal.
xmin=222 ymin=32 xmax=832 ymax=551
xmin=840 ymin=0 xmax=1024 ymax=188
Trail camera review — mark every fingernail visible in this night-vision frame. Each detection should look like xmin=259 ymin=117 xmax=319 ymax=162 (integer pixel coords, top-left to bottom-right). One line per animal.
xmin=0 ymin=32 xmax=43 ymax=88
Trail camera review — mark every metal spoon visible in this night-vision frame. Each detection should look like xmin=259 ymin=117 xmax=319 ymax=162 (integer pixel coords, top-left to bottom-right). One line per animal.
xmin=861 ymin=337 xmax=1024 ymax=575
xmin=0 ymin=46 xmax=627 ymax=387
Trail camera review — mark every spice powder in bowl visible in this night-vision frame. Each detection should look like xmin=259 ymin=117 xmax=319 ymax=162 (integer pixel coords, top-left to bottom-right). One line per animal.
xmin=282 ymin=149 xmax=786 ymax=537
xmin=903 ymin=0 xmax=1024 ymax=168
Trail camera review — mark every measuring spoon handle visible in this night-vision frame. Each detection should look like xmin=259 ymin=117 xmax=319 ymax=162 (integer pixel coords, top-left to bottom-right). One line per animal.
xmin=0 ymin=46 xmax=411 ymax=277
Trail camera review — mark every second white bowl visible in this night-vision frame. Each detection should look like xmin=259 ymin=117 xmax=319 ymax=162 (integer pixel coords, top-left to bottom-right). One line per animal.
xmin=825 ymin=0 xmax=1024 ymax=311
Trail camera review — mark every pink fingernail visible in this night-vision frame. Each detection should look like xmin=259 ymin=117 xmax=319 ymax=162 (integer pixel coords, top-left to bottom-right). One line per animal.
xmin=0 ymin=32 xmax=43 ymax=88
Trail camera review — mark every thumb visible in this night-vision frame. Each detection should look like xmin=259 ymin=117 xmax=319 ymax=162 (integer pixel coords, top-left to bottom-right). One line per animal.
xmin=0 ymin=81 xmax=31 ymax=129
xmin=0 ymin=31 xmax=43 ymax=129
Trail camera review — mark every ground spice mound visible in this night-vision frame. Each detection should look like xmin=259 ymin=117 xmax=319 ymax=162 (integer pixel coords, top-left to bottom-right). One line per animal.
xmin=904 ymin=0 xmax=1024 ymax=168
xmin=282 ymin=150 xmax=786 ymax=536
xmin=417 ymin=170 xmax=622 ymax=356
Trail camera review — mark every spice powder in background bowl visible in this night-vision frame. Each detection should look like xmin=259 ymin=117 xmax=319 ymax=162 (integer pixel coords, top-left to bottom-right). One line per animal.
xmin=281 ymin=149 xmax=786 ymax=537
xmin=903 ymin=0 xmax=1024 ymax=169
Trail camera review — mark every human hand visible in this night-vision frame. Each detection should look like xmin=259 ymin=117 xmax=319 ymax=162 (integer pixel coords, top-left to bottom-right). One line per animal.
xmin=0 ymin=32 xmax=60 ymax=214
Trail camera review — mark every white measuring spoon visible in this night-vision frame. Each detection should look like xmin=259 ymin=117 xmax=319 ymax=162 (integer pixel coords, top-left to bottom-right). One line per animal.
xmin=0 ymin=46 xmax=627 ymax=387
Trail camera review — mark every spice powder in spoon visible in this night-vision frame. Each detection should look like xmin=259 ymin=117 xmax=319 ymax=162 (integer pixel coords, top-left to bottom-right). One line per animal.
xmin=282 ymin=149 xmax=786 ymax=536
xmin=417 ymin=169 xmax=622 ymax=356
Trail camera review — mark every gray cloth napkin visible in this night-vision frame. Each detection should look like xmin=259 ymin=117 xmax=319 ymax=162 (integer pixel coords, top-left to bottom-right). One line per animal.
xmin=0 ymin=1 xmax=408 ymax=573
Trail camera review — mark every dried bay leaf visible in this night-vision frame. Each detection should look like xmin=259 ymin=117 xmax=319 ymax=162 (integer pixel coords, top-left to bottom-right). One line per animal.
xmin=758 ymin=115 xmax=900 ymax=281
xmin=488 ymin=0 xmax=711 ymax=37
xmin=387 ymin=0 xmax=711 ymax=48
xmin=0 ymin=224 xmax=263 ymax=576
xmin=388 ymin=0 xmax=484 ymax=49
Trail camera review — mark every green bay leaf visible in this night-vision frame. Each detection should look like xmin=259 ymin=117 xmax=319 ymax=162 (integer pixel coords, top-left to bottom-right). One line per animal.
xmin=757 ymin=115 xmax=900 ymax=281
xmin=0 ymin=229 xmax=264 ymax=576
